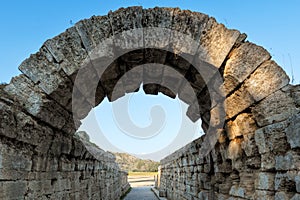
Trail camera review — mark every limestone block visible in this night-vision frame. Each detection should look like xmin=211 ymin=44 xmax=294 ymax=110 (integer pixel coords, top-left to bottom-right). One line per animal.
xmin=44 ymin=26 xmax=88 ymax=76
xmin=245 ymin=156 xmax=261 ymax=169
xmin=289 ymin=85 xmax=300 ymax=107
xmin=19 ymin=47 xmax=74 ymax=109
xmin=158 ymin=66 xmax=187 ymax=98
xmin=4 ymin=75 xmax=73 ymax=131
xmin=0 ymin=143 xmax=32 ymax=172
xmin=142 ymin=63 xmax=164 ymax=95
xmin=72 ymin=62 xmax=102 ymax=107
xmin=275 ymin=151 xmax=300 ymax=171
xmin=255 ymin=172 xmax=275 ymax=190
xmin=244 ymin=60 xmax=290 ymax=102
xmin=143 ymin=7 xmax=174 ymax=49
xmin=226 ymin=113 xmax=257 ymax=140
xmin=171 ymin=9 xmax=209 ymax=43
xmin=46 ymin=156 xmax=58 ymax=172
xmin=75 ymin=15 xmax=113 ymax=51
xmin=275 ymin=172 xmax=298 ymax=192
xmin=229 ymin=185 xmax=245 ymax=198
xmin=16 ymin=112 xmax=53 ymax=153
xmin=255 ymin=190 xmax=275 ymax=200
xmin=0 ymin=181 xmax=27 ymax=199
xmin=275 ymin=192 xmax=295 ymax=200
xmin=225 ymin=86 xmax=255 ymax=119
xmin=286 ymin=114 xmax=300 ymax=149
xmin=32 ymin=155 xmax=47 ymax=172
xmin=0 ymin=168 xmax=31 ymax=181
xmin=197 ymin=19 xmax=240 ymax=68
xmin=109 ymin=7 xmax=143 ymax=35
xmin=261 ymin=152 xmax=275 ymax=171
xmin=143 ymin=84 xmax=160 ymax=95
xmin=110 ymin=7 xmax=144 ymax=56
xmin=223 ymin=42 xmax=270 ymax=95
xmin=0 ymin=102 xmax=54 ymax=154
xmin=0 ymin=102 xmax=17 ymax=140
xmin=119 ymin=62 xmax=143 ymax=93
xmin=28 ymin=180 xmax=52 ymax=195
xmin=59 ymin=157 xmax=74 ymax=172
xmin=178 ymin=77 xmax=198 ymax=105
xmin=252 ymin=89 xmax=297 ymax=127
xmin=290 ymin=193 xmax=300 ymax=200
xmin=296 ymin=174 xmax=300 ymax=193
xmin=255 ymin=121 xmax=289 ymax=154
xmin=185 ymin=102 xmax=201 ymax=123
xmin=228 ymin=139 xmax=242 ymax=160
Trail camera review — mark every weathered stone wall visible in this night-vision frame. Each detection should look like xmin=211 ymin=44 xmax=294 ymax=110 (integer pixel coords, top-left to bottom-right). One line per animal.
xmin=0 ymin=88 xmax=129 ymax=199
xmin=159 ymin=85 xmax=300 ymax=199
xmin=0 ymin=6 xmax=299 ymax=199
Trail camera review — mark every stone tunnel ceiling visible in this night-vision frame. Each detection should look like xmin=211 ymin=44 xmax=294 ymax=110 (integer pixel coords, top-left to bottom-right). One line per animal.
xmin=0 ymin=6 xmax=299 ymax=199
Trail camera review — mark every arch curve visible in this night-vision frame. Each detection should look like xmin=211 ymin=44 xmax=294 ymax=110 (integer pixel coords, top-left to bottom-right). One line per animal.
xmin=0 ymin=6 xmax=299 ymax=199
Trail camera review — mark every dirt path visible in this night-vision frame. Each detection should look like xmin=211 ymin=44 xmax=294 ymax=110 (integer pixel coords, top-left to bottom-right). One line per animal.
xmin=124 ymin=175 xmax=158 ymax=200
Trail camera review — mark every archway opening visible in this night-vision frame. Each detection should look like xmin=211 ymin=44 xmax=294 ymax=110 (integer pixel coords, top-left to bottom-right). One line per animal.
xmin=71 ymin=47 xmax=219 ymax=161
xmin=78 ymin=86 xmax=204 ymax=161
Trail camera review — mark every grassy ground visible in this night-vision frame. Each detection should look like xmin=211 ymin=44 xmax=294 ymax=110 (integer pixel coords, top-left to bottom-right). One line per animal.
xmin=127 ymin=172 xmax=158 ymax=176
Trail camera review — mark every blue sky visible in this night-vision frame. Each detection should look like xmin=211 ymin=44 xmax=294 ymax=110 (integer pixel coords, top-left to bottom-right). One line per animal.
xmin=1 ymin=1 xmax=299 ymax=160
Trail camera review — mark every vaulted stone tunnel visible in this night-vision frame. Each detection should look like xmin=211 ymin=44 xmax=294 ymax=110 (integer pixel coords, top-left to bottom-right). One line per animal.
xmin=0 ymin=6 xmax=299 ymax=199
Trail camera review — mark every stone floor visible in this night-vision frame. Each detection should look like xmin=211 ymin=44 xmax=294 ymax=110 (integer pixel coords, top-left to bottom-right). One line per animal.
xmin=124 ymin=175 xmax=158 ymax=200
xmin=124 ymin=186 xmax=158 ymax=200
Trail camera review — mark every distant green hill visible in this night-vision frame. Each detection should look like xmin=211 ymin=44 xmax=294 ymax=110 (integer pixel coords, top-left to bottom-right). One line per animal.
xmin=112 ymin=152 xmax=160 ymax=172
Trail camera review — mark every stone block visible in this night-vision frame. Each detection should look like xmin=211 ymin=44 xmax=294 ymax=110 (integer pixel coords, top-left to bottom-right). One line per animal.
xmin=225 ymin=86 xmax=255 ymax=119
xmin=275 ymin=172 xmax=297 ymax=192
xmin=44 ymin=26 xmax=88 ymax=76
xmin=226 ymin=113 xmax=257 ymax=140
xmin=229 ymin=185 xmax=245 ymax=198
xmin=228 ymin=139 xmax=243 ymax=161
xmin=159 ymin=189 xmax=167 ymax=197
xmin=275 ymin=192 xmax=292 ymax=200
xmin=0 ymin=181 xmax=27 ymax=199
xmin=255 ymin=121 xmax=289 ymax=154
xmin=254 ymin=190 xmax=275 ymax=200
xmin=244 ymin=60 xmax=290 ymax=102
xmin=197 ymin=18 xmax=240 ymax=68
xmin=261 ymin=152 xmax=275 ymax=171
xmin=286 ymin=114 xmax=300 ymax=149
xmin=275 ymin=151 xmax=300 ymax=171
xmin=252 ymin=89 xmax=297 ymax=127
xmin=223 ymin=42 xmax=270 ymax=95
xmin=4 ymin=75 xmax=72 ymax=132
xmin=291 ymin=193 xmax=300 ymax=200
xmin=255 ymin=172 xmax=275 ymax=190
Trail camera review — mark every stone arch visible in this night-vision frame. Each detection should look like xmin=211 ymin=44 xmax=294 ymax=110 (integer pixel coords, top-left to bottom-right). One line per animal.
xmin=0 ymin=6 xmax=299 ymax=199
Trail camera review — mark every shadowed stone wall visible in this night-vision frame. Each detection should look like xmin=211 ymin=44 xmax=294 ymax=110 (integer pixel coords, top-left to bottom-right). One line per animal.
xmin=159 ymin=85 xmax=300 ymax=199
xmin=0 ymin=6 xmax=299 ymax=199
xmin=0 ymin=88 xmax=129 ymax=199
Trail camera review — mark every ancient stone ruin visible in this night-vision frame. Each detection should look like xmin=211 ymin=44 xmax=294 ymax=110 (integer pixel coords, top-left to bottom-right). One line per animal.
xmin=0 ymin=6 xmax=299 ymax=199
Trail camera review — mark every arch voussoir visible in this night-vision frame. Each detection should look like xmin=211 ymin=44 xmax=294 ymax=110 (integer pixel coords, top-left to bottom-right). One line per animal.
xmin=225 ymin=60 xmax=290 ymax=119
xmin=223 ymin=42 xmax=271 ymax=95
xmin=3 ymin=75 xmax=77 ymax=134
xmin=0 ymin=6 xmax=299 ymax=200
